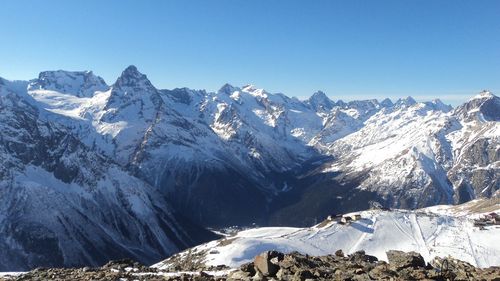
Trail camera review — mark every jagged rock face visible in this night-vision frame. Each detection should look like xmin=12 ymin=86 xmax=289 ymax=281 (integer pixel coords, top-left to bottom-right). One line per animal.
xmin=454 ymin=91 xmax=500 ymax=122
xmin=449 ymin=138 xmax=499 ymax=202
xmin=445 ymin=93 xmax=500 ymax=203
xmin=306 ymin=91 xmax=335 ymax=112
xmin=0 ymin=87 xmax=216 ymax=271
xmin=309 ymin=108 xmax=362 ymax=148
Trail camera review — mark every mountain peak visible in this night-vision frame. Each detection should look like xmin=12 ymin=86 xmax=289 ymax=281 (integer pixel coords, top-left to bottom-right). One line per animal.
xmin=242 ymin=84 xmax=257 ymax=91
xmin=423 ymin=99 xmax=452 ymax=112
xmin=431 ymin=98 xmax=447 ymax=107
xmin=218 ymin=83 xmax=239 ymax=95
xmin=394 ymin=96 xmax=417 ymax=107
xmin=335 ymin=99 xmax=347 ymax=107
xmin=403 ymin=96 xmax=417 ymax=103
xmin=307 ymin=91 xmax=334 ymax=111
xmin=380 ymin=98 xmax=393 ymax=107
xmin=120 ymin=65 xmax=142 ymax=78
xmin=470 ymin=90 xmax=495 ymax=101
xmin=455 ymin=91 xmax=500 ymax=121
xmin=310 ymin=90 xmax=328 ymax=99
xmin=241 ymin=84 xmax=269 ymax=98
xmin=124 ymin=65 xmax=139 ymax=73
xmin=114 ymin=65 xmax=154 ymax=89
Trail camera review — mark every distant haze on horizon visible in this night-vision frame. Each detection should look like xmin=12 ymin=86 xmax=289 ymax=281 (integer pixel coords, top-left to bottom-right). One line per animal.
xmin=1 ymin=0 xmax=499 ymax=106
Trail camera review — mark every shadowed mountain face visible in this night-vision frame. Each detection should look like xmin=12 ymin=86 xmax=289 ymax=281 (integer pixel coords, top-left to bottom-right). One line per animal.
xmin=0 ymin=67 xmax=498 ymax=268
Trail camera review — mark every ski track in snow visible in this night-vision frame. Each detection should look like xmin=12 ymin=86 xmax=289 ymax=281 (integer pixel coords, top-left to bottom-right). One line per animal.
xmin=465 ymin=228 xmax=479 ymax=267
xmin=410 ymin=213 xmax=431 ymax=260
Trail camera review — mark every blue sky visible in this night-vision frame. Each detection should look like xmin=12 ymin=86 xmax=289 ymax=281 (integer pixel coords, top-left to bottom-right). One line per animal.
xmin=1 ymin=0 xmax=499 ymax=105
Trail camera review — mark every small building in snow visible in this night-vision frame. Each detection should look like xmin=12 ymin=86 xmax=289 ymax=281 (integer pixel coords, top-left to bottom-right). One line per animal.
xmin=340 ymin=216 xmax=353 ymax=224
xmin=350 ymin=214 xmax=362 ymax=221
xmin=327 ymin=214 xmax=343 ymax=222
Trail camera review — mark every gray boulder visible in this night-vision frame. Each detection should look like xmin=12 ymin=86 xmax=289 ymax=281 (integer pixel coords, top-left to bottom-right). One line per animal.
xmin=386 ymin=250 xmax=426 ymax=269
xmin=254 ymin=251 xmax=284 ymax=277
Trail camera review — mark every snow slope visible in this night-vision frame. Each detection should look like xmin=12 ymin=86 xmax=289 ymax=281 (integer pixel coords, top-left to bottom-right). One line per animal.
xmin=155 ymin=201 xmax=500 ymax=269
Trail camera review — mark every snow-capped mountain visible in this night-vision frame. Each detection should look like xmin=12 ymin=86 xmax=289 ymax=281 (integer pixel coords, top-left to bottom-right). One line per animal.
xmin=321 ymin=91 xmax=499 ymax=207
xmin=1 ymin=66 xmax=498 ymax=232
xmin=0 ymin=78 xmax=216 ymax=271
xmin=28 ymin=70 xmax=108 ymax=98
xmin=268 ymin=91 xmax=498 ymax=225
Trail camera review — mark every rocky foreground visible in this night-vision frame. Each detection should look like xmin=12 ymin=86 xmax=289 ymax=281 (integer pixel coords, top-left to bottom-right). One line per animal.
xmin=228 ymin=250 xmax=500 ymax=281
xmin=1 ymin=250 xmax=499 ymax=281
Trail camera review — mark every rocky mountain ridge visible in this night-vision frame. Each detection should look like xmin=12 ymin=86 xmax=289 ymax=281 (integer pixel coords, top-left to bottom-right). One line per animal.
xmin=0 ymin=66 xmax=498 ymax=269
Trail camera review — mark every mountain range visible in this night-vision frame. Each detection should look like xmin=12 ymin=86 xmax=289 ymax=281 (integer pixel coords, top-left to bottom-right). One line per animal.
xmin=0 ymin=66 xmax=498 ymax=270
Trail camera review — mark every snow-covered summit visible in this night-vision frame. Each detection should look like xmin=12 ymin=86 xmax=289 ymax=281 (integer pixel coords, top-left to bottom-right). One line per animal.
xmin=28 ymin=70 xmax=108 ymax=97
xmin=470 ymin=90 xmax=495 ymax=101
xmin=455 ymin=91 xmax=500 ymax=122
xmin=104 ymin=65 xmax=163 ymax=123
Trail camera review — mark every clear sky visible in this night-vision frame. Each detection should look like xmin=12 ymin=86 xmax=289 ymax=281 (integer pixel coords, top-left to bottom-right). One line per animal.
xmin=1 ymin=0 xmax=499 ymax=105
